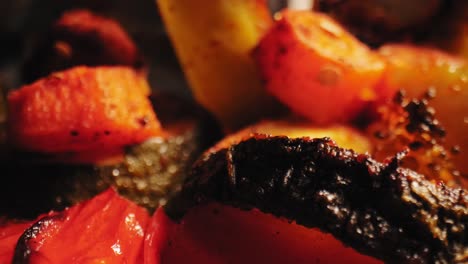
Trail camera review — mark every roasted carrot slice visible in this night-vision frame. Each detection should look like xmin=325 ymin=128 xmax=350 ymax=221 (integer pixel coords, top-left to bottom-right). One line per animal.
xmin=14 ymin=188 xmax=150 ymax=263
xmin=146 ymin=203 xmax=381 ymax=264
xmin=8 ymin=66 xmax=160 ymax=153
xmin=254 ymin=10 xmax=386 ymax=124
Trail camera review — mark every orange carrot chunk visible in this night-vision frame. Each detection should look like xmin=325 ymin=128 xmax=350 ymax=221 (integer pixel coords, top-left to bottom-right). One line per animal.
xmin=254 ymin=10 xmax=386 ymax=124
xmin=8 ymin=66 xmax=160 ymax=153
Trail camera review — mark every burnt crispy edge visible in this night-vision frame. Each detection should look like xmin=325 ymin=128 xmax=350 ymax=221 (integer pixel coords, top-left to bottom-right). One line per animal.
xmin=166 ymin=136 xmax=468 ymax=263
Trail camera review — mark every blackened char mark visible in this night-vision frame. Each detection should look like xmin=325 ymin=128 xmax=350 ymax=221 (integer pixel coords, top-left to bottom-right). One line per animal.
xmin=166 ymin=136 xmax=468 ymax=264
xmin=13 ymin=213 xmax=65 ymax=264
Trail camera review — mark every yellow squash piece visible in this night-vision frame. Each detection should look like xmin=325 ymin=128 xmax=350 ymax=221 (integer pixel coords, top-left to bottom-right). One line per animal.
xmin=157 ymin=0 xmax=280 ymax=129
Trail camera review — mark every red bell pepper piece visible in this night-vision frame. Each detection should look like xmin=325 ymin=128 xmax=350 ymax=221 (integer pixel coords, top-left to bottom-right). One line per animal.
xmin=0 ymin=219 xmax=36 ymax=263
xmin=144 ymin=203 xmax=382 ymax=264
xmin=13 ymin=188 xmax=150 ymax=263
xmin=143 ymin=208 xmax=174 ymax=264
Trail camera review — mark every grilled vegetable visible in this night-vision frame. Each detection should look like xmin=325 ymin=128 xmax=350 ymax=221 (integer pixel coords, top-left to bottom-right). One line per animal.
xmin=143 ymin=208 xmax=173 ymax=263
xmin=13 ymin=188 xmax=149 ymax=263
xmin=22 ymin=9 xmax=144 ymax=83
xmin=377 ymin=44 xmax=468 ymax=177
xmin=157 ymin=0 xmax=281 ymax=129
xmin=254 ymin=10 xmax=386 ymax=124
xmin=149 ymin=203 xmax=380 ymax=264
xmin=367 ymin=90 xmax=465 ymax=187
xmin=166 ymin=136 xmax=468 ymax=263
xmin=8 ymin=66 xmax=159 ymax=155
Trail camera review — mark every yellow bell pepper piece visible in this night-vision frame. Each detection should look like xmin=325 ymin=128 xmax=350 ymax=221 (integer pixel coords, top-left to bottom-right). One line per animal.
xmin=157 ymin=0 xmax=280 ymax=129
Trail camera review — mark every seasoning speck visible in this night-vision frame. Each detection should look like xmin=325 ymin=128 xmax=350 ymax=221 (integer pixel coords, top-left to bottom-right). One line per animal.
xmin=137 ymin=116 xmax=149 ymax=127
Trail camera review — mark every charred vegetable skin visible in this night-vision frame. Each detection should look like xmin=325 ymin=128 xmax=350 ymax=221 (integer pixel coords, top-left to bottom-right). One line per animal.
xmin=168 ymin=136 xmax=468 ymax=263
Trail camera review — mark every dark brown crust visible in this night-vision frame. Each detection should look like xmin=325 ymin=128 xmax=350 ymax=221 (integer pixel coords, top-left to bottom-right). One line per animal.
xmin=166 ymin=136 xmax=468 ymax=263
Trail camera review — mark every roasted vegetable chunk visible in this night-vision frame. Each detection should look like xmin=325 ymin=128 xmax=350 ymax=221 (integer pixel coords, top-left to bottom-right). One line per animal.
xmin=254 ymin=10 xmax=386 ymax=124
xmin=149 ymin=203 xmax=380 ymax=264
xmin=367 ymin=90 xmax=465 ymax=187
xmin=167 ymin=136 xmax=468 ymax=263
xmin=377 ymin=44 xmax=468 ymax=178
xmin=14 ymin=188 xmax=149 ymax=263
xmin=157 ymin=0 xmax=280 ymax=129
xmin=8 ymin=66 xmax=159 ymax=154
xmin=23 ymin=9 xmax=143 ymax=82
xmin=143 ymin=208 xmax=172 ymax=264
